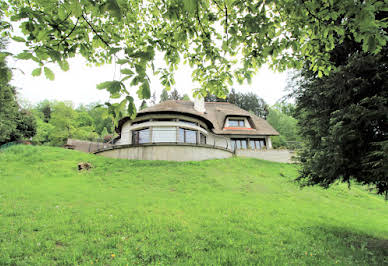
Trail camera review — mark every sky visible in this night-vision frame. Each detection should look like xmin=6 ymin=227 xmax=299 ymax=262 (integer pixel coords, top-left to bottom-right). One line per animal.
xmin=8 ymin=41 xmax=290 ymax=108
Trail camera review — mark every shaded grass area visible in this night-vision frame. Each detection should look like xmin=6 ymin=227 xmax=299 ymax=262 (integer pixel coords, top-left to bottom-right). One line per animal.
xmin=0 ymin=145 xmax=387 ymax=265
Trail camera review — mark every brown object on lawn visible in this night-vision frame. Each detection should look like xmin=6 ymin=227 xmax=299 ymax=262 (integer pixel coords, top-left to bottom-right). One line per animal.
xmin=78 ymin=162 xmax=92 ymax=171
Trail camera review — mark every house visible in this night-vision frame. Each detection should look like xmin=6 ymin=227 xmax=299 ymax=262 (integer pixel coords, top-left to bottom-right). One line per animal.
xmin=94 ymin=98 xmax=279 ymax=161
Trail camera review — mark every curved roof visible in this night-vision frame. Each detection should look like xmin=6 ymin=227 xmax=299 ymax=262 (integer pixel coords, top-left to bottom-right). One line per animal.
xmin=117 ymin=100 xmax=279 ymax=136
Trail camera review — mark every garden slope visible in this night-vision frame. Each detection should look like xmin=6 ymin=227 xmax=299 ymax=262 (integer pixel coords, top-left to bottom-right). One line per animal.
xmin=0 ymin=145 xmax=387 ymax=265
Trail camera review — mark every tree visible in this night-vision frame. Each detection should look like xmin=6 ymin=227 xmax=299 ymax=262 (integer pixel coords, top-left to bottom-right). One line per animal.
xmin=3 ymin=0 xmax=387 ymax=118
xmin=150 ymin=92 xmax=157 ymax=105
xmin=160 ymin=89 xmax=169 ymax=103
xmin=182 ymin=94 xmax=190 ymax=101
xmin=159 ymin=88 xmax=184 ymax=102
xmin=0 ymin=37 xmax=36 ymax=145
xmin=266 ymin=106 xmax=300 ymax=148
xmin=36 ymin=100 xmax=52 ymax=122
xmin=169 ymin=89 xmax=182 ymax=100
xmin=294 ymin=45 xmax=388 ymax=197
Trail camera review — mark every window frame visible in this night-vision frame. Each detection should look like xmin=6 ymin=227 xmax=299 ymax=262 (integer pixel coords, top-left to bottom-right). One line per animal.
xmin=228 ymin=119 xmax=245 ymax=127
xmin=178 ymin=128 xmax=197 ymax=144
xmin=132 ymin=128 xmax=150 ymax=144
xmin=231 ymin=139 xmax=248 ymax=150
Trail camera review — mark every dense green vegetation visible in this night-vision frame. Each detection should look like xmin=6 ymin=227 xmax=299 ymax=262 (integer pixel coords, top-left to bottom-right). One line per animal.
xmin=294 ymin=37 xmax=388 ymax=196
xmin=267 ymin=104 xmax=300 ymax=149
xmin=30 ymin=100 xmax=116 ymax=146
xmin=0 ymin=38 xmax=36 ymax=145
xmin=1 ymin=145 xmax=387 ymax=265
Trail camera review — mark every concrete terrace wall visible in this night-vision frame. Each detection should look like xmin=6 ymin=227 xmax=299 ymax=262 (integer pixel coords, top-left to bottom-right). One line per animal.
xmin=95 ymin=144 xmax=233 ymax=161
xmin=236 ymin=149 xmax=294 ymax=163
xmin=66 ymin=139 xmax=113 ymax=153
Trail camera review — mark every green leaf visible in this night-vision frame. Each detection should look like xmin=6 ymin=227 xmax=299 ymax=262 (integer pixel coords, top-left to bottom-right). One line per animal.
xmin=15 ymin=52 xmax=33 ymax=60
xmin=11 ymin=36 xmax=25 ymax=42
xmin=71 ymin=0 xmax=82 ymax=17
xmin=138 ymin=80 xmax=151 ymax=99
xmin=59 ymin=60 xmax=69 ymax=71
xmin=106 ymin=0 xmax=121 ymax=20
xmin=126 ymin=96 xmax=136 ymax=118
xmin=96 ymin=81 xmax=112 ymax=90
xmin=116 ymin=59 xmax=129 ymax=65
xmin=96 ymin=80 xmax=122 ymax=95
xmin=31 ymin=68 xmax=42 ymax=77
xmin=109 ymin=47 xmax=121 ymax=55
xmin=120 ymin=68 xmax=134 ymax=75
xmin=183 ymin=0 xmax=197 ymax=14
xmin=44 ymin=67 xmax=55 ymax=80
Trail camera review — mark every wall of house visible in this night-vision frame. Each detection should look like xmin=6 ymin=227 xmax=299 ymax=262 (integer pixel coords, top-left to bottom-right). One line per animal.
xmin=206 ymin=134 xmax=232 ymax=150
xmin=95 ymin=144 xmax=233 ymax=161
xmin=235 ymin=149 xmax=293 ymax=163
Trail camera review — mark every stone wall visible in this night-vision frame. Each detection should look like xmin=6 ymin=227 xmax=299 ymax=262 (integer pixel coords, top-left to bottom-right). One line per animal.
xmin=95 ymin=143 xmax=233 ymax=161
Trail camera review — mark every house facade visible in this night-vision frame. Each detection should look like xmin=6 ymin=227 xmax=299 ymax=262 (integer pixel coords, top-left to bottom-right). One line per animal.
xmin=95 ymin=98 xmax=279 ymax=161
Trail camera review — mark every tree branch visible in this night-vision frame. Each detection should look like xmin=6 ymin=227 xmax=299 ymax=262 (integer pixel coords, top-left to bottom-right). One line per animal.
xmin=57 ymin=17 xmax=79 ymax=47
xmin=224 ymin=3 xmax=228 ymax=46
xmin=81 ymin=14 xmax=110 ymax=47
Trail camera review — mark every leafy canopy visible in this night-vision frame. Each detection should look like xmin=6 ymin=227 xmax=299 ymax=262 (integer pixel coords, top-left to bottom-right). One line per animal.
xmin=2 ymin=0 xmax=387 ymax=118
xmin=294 ymin=46 xmax=388 ymax=197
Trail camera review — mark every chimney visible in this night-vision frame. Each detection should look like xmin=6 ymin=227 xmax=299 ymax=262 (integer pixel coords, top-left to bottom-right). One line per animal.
xmin=193 ymin=95 xmax=206 ymax=113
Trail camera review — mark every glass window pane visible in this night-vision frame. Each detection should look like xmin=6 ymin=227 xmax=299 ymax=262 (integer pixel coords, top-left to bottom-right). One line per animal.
xmin=241 ymin=140 xmax=247 ymax=149
xmin=260 ymin=140 xmax=265 ymax=148
xmin=178 ymin=128 xmax=185 ymax=143
xmin=236 ymin=140 xmax=241 ymax=149
xmin=231 ymin=140 xmax=236 ymax=150
xmin=249 ymin=140 xmax=255 ymax=149
xmin=238 ymin=120 xmax=245 ymax=127
xmin=181 ymin=120 xmax=197 ymax=126
xmin=152 ymin=127 xmax=176 ymax=142
xmin=255 ymin=140 xmax=261 ymax=149
xmin=138 ymin=128 xmax=150 ymax=144
xmin=228 ymin=120 xmax=239 ymax=127
xmin=185 ymin=129 xmax=197 ymax=144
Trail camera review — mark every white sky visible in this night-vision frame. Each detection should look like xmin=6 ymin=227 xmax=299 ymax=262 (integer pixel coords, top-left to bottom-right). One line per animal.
xmin=8 ymin=41 xmax=290 ymax=108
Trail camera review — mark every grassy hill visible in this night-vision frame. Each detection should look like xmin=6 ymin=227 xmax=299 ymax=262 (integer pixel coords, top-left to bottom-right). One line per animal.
xmin=0 ymin=145 xmax=387 ymax=265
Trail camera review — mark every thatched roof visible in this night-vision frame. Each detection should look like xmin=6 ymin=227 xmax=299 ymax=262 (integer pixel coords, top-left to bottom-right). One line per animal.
xmin=117 ymin=100 xmax=279 ymax=136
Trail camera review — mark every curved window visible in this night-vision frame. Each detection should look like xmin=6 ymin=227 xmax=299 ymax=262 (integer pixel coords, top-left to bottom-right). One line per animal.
xmin=179 ymin=128 xmax=197 ymax=144
xmin=152 ymin=127 xmax=176 ymax=143
xmin=132 ymin=128 xmax=150 ymax=144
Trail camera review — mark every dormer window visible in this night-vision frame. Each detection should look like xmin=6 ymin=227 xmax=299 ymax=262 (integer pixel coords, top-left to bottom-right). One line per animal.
xmin=228 ymin=119 xmax=245 ymax=127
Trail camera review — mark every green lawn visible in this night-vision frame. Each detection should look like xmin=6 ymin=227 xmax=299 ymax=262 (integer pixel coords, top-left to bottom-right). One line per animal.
xmin=0 ymin=145 xmax=387 ymax=265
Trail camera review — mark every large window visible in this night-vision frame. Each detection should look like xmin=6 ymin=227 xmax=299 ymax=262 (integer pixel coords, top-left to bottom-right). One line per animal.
xmin=228 ymin=119 xmax=245 ymax=127
xmin=152 ymin=127 xmax=176 ymax=142
xmin=179 ymin=128 xmax=197 ymax=143
xmin=231 ymin=139 xmax=248 ymax=150
xmin=132 ymin=128 xmax=150 ymax=144
xmin=232 ymin=138 xmax=266 ymax=150
xmin=249 ymin=139 xmax=266 ymax=149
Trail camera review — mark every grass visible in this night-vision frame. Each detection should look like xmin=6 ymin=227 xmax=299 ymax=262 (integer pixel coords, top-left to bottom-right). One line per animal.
xmin=0 ymin=145 xmax=387 ymax=265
